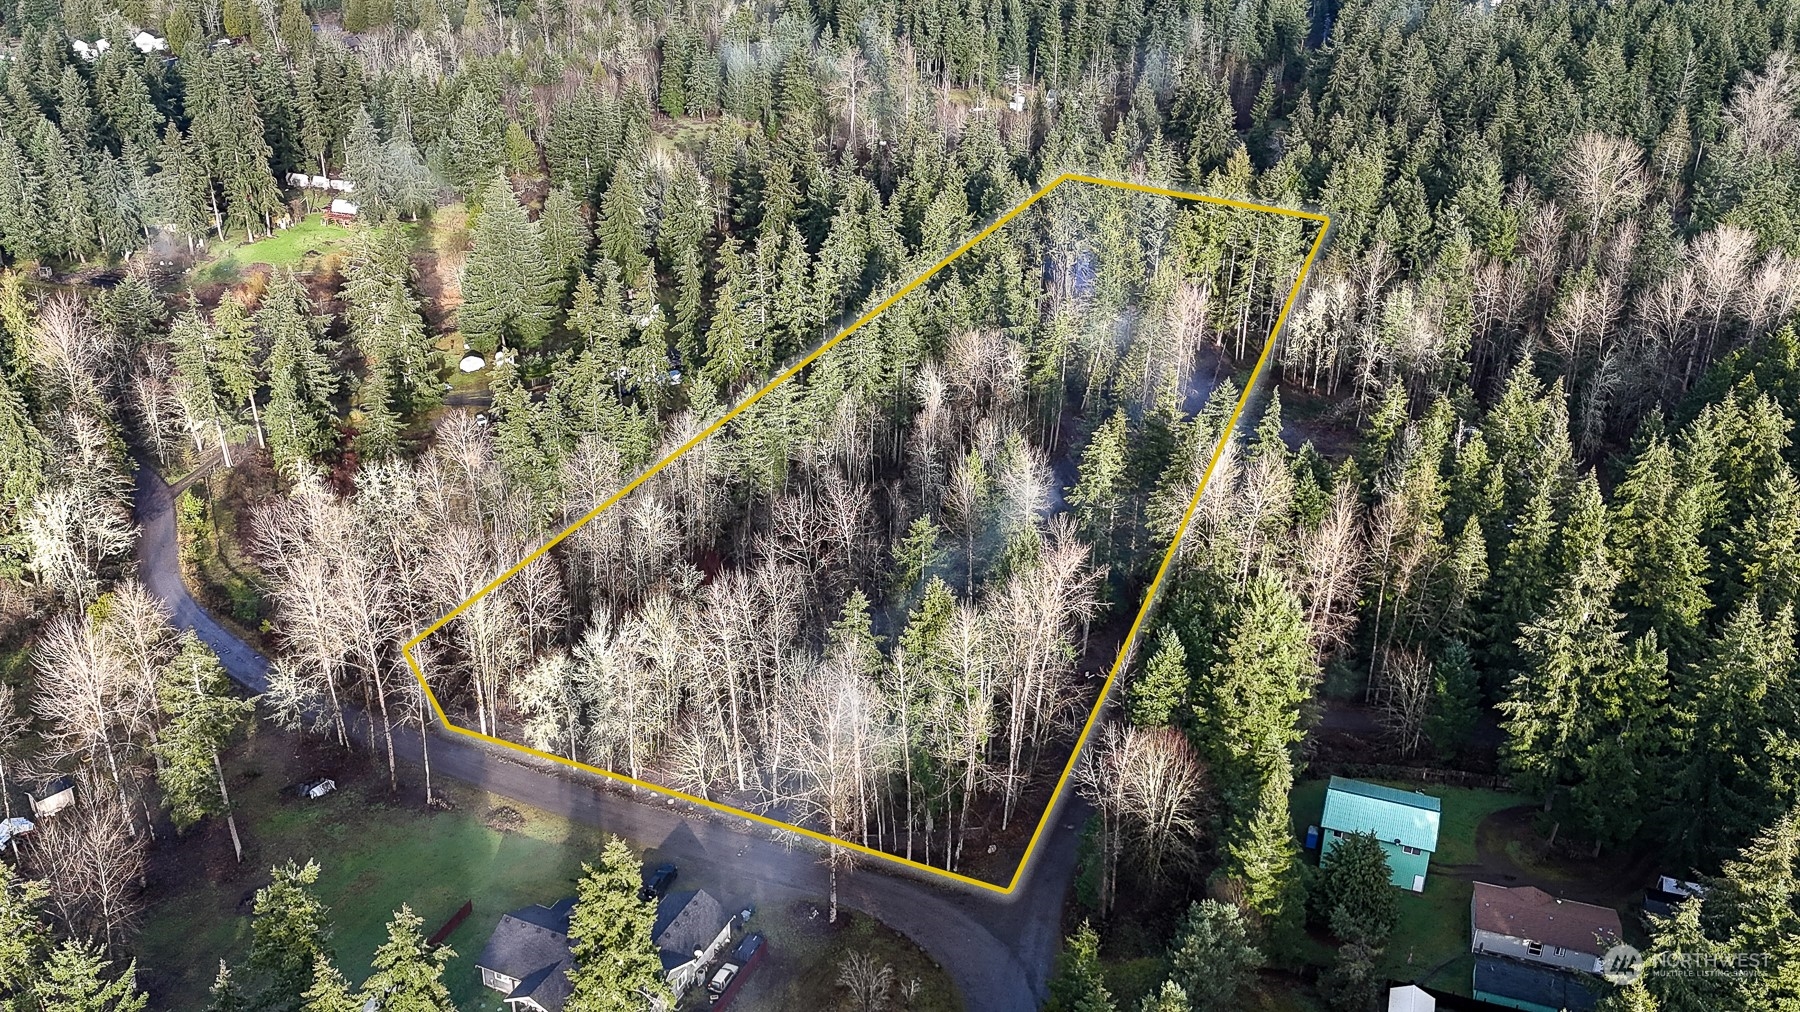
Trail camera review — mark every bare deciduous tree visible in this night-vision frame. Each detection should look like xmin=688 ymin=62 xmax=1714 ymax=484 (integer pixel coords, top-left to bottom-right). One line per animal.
xmin=28 ymin=786 xmax=146 ymax=948
xmin=1372 ymin=647 xmax=1434 ymax=759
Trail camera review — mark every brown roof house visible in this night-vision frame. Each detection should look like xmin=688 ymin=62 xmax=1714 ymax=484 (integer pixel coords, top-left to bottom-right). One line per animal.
xmin=1470 ymin=883 xmax=1623 ymax=1012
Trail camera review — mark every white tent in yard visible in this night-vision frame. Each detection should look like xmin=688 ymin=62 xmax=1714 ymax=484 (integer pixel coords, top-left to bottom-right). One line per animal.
xmin=1386 ymin=985 xmax=1435 ymax=1012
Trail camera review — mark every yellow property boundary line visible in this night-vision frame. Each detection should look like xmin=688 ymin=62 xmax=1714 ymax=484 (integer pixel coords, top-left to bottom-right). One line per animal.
xmin=402 ymin=173 xmax=1329 ymax=896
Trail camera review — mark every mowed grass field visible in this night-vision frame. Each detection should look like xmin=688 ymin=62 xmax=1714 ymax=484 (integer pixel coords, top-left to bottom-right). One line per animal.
xmin=190 ymin=215 xmax=349 ymax=285
xmin=134 ymin=730 xmax=606 ymax=1011
xmin=1288 ymin=777 xmax=1530 ymax=994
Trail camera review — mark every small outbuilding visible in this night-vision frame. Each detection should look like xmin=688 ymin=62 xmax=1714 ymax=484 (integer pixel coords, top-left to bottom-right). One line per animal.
xmin=324 ymin=198 xmax=359 ymax=225
xmin=1387 ymin=984 xmax=1436 ymax=1012
xmin=29 ymin=777 xmax=75 ymax=819
xmin=1320 ymin=776 xmax=1441 ymax=891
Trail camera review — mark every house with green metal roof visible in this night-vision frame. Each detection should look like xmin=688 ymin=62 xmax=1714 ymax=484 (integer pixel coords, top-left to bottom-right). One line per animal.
xmin=1319 ymin=776 xmax=1442 ymax=891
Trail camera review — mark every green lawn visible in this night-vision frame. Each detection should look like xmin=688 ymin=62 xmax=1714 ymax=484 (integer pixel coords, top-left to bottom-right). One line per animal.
xmin=191 ymin=215 xmax=350 ymax=286
xmin=135 ymin=736 xmax=609 ymax=1010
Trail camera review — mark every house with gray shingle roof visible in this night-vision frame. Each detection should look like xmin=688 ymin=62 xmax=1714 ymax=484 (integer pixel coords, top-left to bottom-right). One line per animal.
xmin=652 ymin=890 xmax=732 ymax=1000
xmin=477 ymin=888 xmax=734 ymax=1009
xmin=475 ymin=898 xmax=576 ymax=1012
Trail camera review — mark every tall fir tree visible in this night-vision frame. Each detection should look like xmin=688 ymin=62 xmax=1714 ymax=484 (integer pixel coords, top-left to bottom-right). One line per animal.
xmin=1126 ymin=626 xmax=1190 ymax=729
xmin=460 ymin=175 xmax=561 ymax=353
xmin=564 ymin=837 xmax=669 ymax=1012
xmin=250 ymin=860 xmax=335 ymax=1009
xmin=357 ymin=906 xmax=454 ymax=1012
xmin=259 ymin=271 xmax=339 ymax=475
xmin=30 ymin=941 xmax=149 ymax=1012
xmin=1164 ymin=900 xmax=1262 ymax=1012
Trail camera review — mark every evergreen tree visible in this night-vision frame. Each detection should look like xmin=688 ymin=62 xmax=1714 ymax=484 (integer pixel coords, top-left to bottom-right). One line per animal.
xmin=154 ymin=633 xmax=255 ymax=831
xmin=1224 ymin=754 xmax=1306 ymax=949
xmin=223 ymin=0 xmax=252 ymax=36
xmin=1681 ymin=602 xmax=1800 ymax=860
xmin=539 ymin=183 xmax=592 ymax=295
xmin=1165 ymin=900 xmax=1262 ymax=1012
xmin=460 ymin=176 xmax=561 ymax=353
xmin=1723 ymin=469 xmax=1800 ymax=618
xmin=598 ymin=160 xmax=649 ymax=281
xmin=279 ymin=0 xmax=312 ymax=48
xmin=1319 ymin=937 xmax=1383 ymax=1012
xmin=1568 ymin=631 xmax=1668 ymax=853
xmin=701 ymin=238 xmax=764 ymax=391
xmin=250 ymin=860 xmax=334 ymax=1009
xmin=204 ymin=962 xmax=247 ymax=1012
xmin=1067 ymin=410 xmax=1131 ymax=560
xmin=213 ymin=297 xmax=264 ymax=448
xmin=1126 ymin=626 xmax=1189 ymax=729
xmin=1136 ymin=981 xmax=1189 ymax=1012
xmin=892 ymin=515 xmax=945 ymax=591
xmin=1316 ymin=832 xmax=1399 ymax=945
xmin=1611 ymin=435 xmax=1712 ymax=654
xmin=0 ymin=134 xmax=49 ymax=261
xmin=189 ymin=55 xmax=283 ymax=242
xmin=259 ymin=271 xmax=339 ymax=475
xmin=357 ymin=906 xmax=454 ymax=1012
xmin=565 ymin=837 xmax=669 ymax=1012
xmin=1045 ymin=921 xmax=1115 ymax=1012
xmin=30 ymin=941 xmax=149 ymax=1012
xmin=0 ymin=860 xmax=51 ymax=996
xmin=0 ymin=370 xmax=48 ymax=547
xmin=1701 ymin=805 xmax=1800 ymax=977
xmin=1499 ymin=478 xmax=1628 ymax=806
xmin=444 ymin=89 xmax=505 ymax=199
xmin=343 ymin=109 xmax=389 ymax=216
xmin=1422 ymin=640 xmax=1481 ymax=760
xmin=1192 ymin=577 xmax=1317 ymax=814
xmin=299 ymin=962 xmax=361 ymax=1012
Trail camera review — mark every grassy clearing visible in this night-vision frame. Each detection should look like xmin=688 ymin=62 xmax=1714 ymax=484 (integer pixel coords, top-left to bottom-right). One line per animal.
xmin=191 ymin=216 xmax=349 ymax=286
xmin=1386 ymin=874 xmax=1476 ymax=992
xmin=135 ymin=731 xmax=607 ymax=1011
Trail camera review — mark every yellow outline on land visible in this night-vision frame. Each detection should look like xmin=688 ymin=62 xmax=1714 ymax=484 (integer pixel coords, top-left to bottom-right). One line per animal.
xmin=402 ymin=173 xmax=1329 ymax=896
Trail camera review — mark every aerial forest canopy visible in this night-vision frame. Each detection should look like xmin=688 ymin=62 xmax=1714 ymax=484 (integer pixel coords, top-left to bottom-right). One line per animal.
xmin=390 ymin=189 xmax=1314 ymax=878
xmin=0 ymin=0 xmax=1798 ymax=1005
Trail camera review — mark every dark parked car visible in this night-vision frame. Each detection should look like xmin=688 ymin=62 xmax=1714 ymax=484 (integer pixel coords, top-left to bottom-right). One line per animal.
xmin=709 ymin=933 xmax=766 ymax=1008
xmin=639 ymin=863 xmax=677 ymax=901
